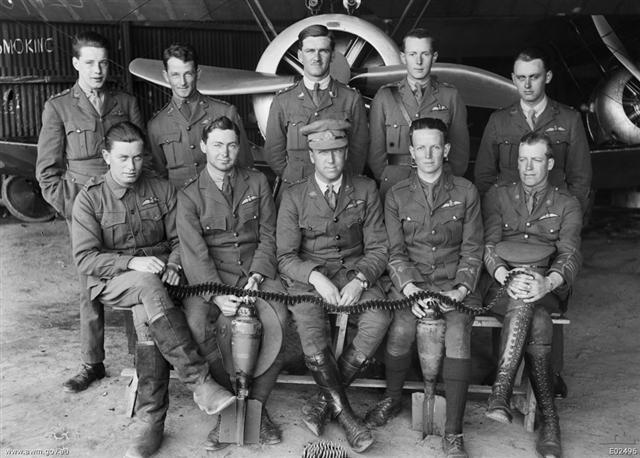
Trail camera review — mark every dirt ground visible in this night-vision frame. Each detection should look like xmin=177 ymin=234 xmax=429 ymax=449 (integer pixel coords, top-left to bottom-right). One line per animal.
xmin=1 ymin=206 xmax=639 ymax=458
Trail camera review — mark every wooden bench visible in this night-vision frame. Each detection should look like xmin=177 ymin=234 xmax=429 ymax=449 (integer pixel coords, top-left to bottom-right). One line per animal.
xmin=115 ymin=305 xmax=569 ymax=431
xmin=275 ymin=312 xmax=570 ymax=433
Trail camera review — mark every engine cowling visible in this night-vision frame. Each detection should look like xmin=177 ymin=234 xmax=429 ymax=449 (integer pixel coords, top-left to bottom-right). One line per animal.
xmin=587 ymin=67 xmax=640 ymax=145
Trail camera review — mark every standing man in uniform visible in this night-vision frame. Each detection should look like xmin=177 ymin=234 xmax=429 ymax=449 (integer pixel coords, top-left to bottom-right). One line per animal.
xmin=366 ymin=118 xmax=482 ymax=458
xmin=148 ymin=43 xmax=252 ymax=188
xmin=177 ymin=116 xmax=288 ymax=449
xmin=265 ymin=25 xmax=368 ymax=194
xmin=482 ymin=131 xmax=582 ymax=458
xmin=36 ymin=31 xmax=143 ymax=393
xmin=368 ymin=28 xmax=469 ymax=197
xmin=474 ymin=47 xmax=591 ymax=396
xmin=276 ymin=119 xmax=390 ymax=453
xmin=72 ymin=122 xmax=236 ymax=458
xmin=474 ymin=47 xmax=591 ymax=212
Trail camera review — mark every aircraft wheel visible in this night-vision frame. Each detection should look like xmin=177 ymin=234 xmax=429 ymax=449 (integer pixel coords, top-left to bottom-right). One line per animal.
xmin=1 ymin=175 xmax=56 ymax=223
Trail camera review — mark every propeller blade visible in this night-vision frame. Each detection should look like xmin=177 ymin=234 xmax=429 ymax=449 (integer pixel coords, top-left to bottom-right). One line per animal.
xmin=592 ymin=15 xmax=640 ymax=82
xmin=128 ymin=58 xmax=295 ymax=96
xmin=351 ymin=63 xmax=518 ymax=109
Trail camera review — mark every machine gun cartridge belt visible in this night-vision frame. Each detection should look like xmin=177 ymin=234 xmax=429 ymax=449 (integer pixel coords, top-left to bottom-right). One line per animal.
xmin=167 ymin=272 xmax=519 ymax=318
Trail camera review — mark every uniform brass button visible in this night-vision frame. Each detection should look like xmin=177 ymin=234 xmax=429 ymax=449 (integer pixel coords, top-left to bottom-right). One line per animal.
xmin=431 ymin=230 xmax=436 ymax=234
xmin=205 ymin=226 xmax=210 ymax=230
xmin=335 ymin=235 xmax=340 ymax=240
xmin=504 ymin=224 xmax=509 ymax=228
xmin=234 ymin=242 xmax=239 ymax=247
xmin=453 ymin=216 xmax=457 ymax=220
xmin=526 ymin=222 xmax=531 ymax=227
xmin=76 ymin=129 xmax=81 ymax=132
xmin=189 ymin=144 xmax=195 ymax=149
xmin=431 ymin=264 xmax=436 ymax=269
xmin=194 ymin=162 xmax=199 ymax=166
xmin=432 ymin=246 xmax=436 ymax=251
xmin=524 ymin=234 xmax=529 ymax=239
xmin=134 ymin=231 xmax=139 ymax=236
xmin=393 ymin=124 xmax=398 ymax=128
xmin=233 ymin=232 xmax=239 ymax=237
xmin=550 ymin=229 xmax=555 ymax=233
xmin=130 ymin=209 xmax=135 ymax=214
xmin=233 ymin=213 xmax=238 ymax=218
xmin=415 ymin=113 xmax=419 ymax=118
xmin=237 ymin=260 xmax=243 ymax=265
xmin=333 ymin=217 xmax=338 ymax=222
xmin=186 ymin=126 xmax=191 ymax=131
xmin=336 ymin=247 xmax=341 ymax=252
xmin=339 ymin=259 xmax=345 ymax=264
xmin=314 ymin=112 xmax=319 ymax=116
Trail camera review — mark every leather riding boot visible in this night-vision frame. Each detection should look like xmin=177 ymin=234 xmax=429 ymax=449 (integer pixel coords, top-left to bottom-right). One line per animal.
xmin=486 ymin=302 xmax=534 ymax=424
xmin=338 ymin=344 xmax=369 ymax=386
xmin=526 ymin=345 xmax=562 ymax=458
xmin=259 ymin=407 xmax=282 ymax=445
xmin=125 ymin=343 xmax=170 ymax=458
xmin=306 ymin=348 xmax=374 ymax=453
xmin=148 ymin=308 xmax=236 ymax=415
xmin=302 ymin=345 xmax=370 ymax=436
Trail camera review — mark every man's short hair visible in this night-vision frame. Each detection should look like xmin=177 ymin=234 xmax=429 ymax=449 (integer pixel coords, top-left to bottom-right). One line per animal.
xmin=72 ymin=31 xmax=109 ymax=58
xmin=409 ymin=117 xmax=448 ymax=145
xmin=297 ymin=24 xmax=335 ymax=51
xmin=162 ymin=43 xmax=199 ymax=69
xmin=519 ymin=131 xmax=554 ymax=158
xmin=402 ymin=28 xmax=437 ymax=53
xmin=202 ymin=116 xmax=241 ymax=143
xmin=105 ymin=121 xmax=145 ymax=152
xmin=514 ymin=46 xmax=551 ymax=72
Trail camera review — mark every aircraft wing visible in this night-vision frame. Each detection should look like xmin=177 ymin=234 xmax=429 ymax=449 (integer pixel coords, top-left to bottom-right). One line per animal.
xmin=350 ymin=63 xmax=518 ymax=109
xmin=129 ymin=58 xmax=296 ymax=95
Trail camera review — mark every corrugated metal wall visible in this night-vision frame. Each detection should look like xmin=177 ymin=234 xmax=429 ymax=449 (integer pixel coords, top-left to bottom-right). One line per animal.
xmin=1 ymin=21 xmax=265 ymax=142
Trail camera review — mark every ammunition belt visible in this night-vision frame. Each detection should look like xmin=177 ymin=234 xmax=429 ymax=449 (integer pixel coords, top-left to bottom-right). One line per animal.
xmin=167 ymin=272 xmax=517 ymax=317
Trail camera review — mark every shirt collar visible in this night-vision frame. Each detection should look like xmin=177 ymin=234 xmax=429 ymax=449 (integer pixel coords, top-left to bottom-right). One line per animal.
xmin=77 ymin=81 xmax=103 ymax=101
xmin=105 ymin=171 xmax=135 ymax=199
xmin=303 ymin=75 xmax=331 ymax=91
xmin=520 ymin=96 xmax=548 ymax=117
xmin=406 ymin=75 xmax=430 ymax=92
xmin=207 ymin=166 xmax=236 ymax=190
xmin=314 ymin=173 xmax=342 ymax=194
xmin=521 ymin=180 xmax=548 ymax=199
xmin=172 ymin=91 xmax=200 ymax=109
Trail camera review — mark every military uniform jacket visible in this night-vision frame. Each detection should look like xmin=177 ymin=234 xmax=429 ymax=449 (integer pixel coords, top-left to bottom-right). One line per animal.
xmin=277 ymin=173 xmax=388 ymax=287
xmin=474 ymin=99 xmax=592 ymax=212
xmin=264 ymin=78 xmax=368 ymax=183
xmin=36 ymin=82 xmax=143 ymax=219
xmin=72 ymin=173 xmax=180 ymax=300
xmin=385 ymin=171 xmax=483 ymax=292
xmin=482 ymin=182 xmax=582 ymax=290
xmin=368 ymin=77 xmax=469 ymax=180
xmin=177 ymin=167 xmax=277 ymax=292
xmin=148 ymin=91 xmax=252 ymax=188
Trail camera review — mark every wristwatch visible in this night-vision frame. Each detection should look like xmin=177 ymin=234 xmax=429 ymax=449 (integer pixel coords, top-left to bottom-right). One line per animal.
xmin=250 ymin=272 xmax=265 ymax=285
xmin=355 ymin=272 xmax=369 ymax=290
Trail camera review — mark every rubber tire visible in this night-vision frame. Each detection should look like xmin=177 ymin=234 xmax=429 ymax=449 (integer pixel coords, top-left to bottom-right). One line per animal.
xmin=1 ymin=174 xmax=56 ymax=223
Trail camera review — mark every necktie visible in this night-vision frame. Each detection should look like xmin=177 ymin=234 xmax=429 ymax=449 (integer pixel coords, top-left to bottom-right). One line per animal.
xmin=325 ymin=184 xmax=337 ymax=210
xmin=180 ymin=100 xmax=191 ymax=120
xmin=526 ymin=108 xmax=537 ymax=130
xmin=414 ymin=84 xmax=424 ymax=104
xmin=89 ymin=91 xmax=102 ymax=114
xmin=312 ymin=82 xmax=321 ymax=107
xmin=526 ymin=191 xmax=537 ymax=214
xmin=221 ymin=174 xmax=232 ymax=205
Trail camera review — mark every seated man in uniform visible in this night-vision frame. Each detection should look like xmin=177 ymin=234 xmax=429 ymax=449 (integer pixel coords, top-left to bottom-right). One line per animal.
xmin=276 ymin=119 xmax=391 ymax=453
xmin=482 ymin=131 xmax=582 ymax=458
xmin=72 ymin=121 xmax=236 ymax=458
xmin=176 ymin=116 xmax=288 ymax=449
xmin=366 ymin=117 xmax=483 ymax=458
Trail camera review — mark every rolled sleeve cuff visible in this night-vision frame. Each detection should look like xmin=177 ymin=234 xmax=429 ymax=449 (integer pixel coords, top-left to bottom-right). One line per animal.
xmin=116 ymin=255 xmax=134 ymax=272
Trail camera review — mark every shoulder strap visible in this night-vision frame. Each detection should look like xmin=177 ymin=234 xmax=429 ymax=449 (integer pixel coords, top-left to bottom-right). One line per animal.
xmin=390 ymin=86 xmax=412 ymax=125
